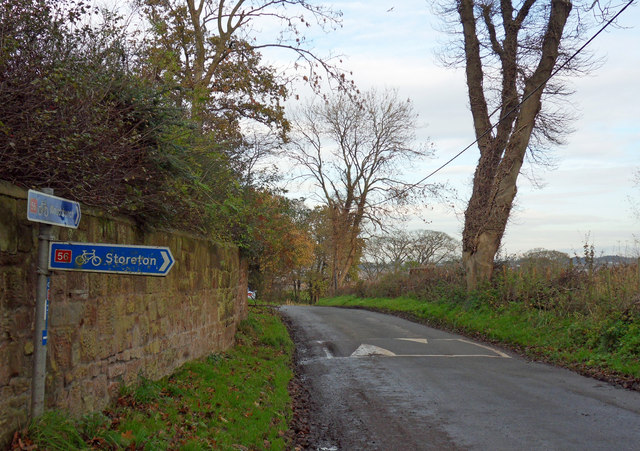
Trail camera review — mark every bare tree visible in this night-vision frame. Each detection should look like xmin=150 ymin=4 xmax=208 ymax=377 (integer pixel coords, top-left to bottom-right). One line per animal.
xmin=436 ymin=0 xmax=612 ymax=290
xmin=364 ymin=229 xmax=459 ymax=275
xmin=288 ymin=88 xmax=434 ymax=291
xmin=365 ymin=233 xmax=414 ymax=273
xmin=519 ymin=248 xmax=571 ymax=268
xmin=407 ymin=230 xmax=460 ymax=266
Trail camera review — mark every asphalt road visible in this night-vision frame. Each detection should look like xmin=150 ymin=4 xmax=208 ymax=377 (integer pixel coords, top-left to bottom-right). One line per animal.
xmin=280 ymin=305 xmax=640 ymax=450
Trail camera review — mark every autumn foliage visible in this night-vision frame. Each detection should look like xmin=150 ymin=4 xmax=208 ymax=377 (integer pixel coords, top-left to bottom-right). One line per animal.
xmin=0 ymin=0 xmax=309 ymax=263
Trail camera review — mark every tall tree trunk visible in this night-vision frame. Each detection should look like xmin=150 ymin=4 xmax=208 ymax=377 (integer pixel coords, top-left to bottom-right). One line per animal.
xmin=330 ymin=206 xmax=363 ymax=290
xmin=336 ymin=244 xmax=356 ymax=288
xmin=329 ymin=206 xmax=342 ymax=294
xmin=459 ymin=0 xmax=572 ymax=290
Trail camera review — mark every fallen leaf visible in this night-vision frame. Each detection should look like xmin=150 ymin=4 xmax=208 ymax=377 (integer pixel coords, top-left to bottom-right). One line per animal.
xmin=121 ymin=430 xmax=134 ymax=441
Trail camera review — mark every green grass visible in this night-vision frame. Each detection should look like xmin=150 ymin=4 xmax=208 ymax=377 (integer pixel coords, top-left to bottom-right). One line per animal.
xmin=19 ymin=308 xmax=293 ymax=450
xmin=318 ymin=295 xmax=640 ymax=381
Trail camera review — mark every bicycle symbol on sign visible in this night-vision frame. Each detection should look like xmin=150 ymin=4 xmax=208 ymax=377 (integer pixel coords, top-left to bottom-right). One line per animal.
xmin=75 ymin=249 xmax=101 ymax=266
xmin=38 ymin=200 xmax=49 ymax=218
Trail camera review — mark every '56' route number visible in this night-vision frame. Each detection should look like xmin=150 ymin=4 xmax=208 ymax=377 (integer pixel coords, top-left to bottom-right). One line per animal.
xmin=53 ymin=249 xmax=72 ymax=263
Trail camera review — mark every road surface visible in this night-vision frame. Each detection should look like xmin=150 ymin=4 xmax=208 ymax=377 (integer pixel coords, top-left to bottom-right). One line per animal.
xmin=281 ymin=305 xmax=640 ymax=450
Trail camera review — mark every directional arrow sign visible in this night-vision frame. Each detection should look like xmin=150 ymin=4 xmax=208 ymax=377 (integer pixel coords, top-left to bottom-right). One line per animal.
xmin=49 ymin=242 xmax=174 ymax=276
xmin=27 ymin=190 xmax=81 ymax=228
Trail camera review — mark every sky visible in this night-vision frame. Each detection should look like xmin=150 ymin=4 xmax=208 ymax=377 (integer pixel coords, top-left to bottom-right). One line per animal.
xmin=264 ymin=0 xmax=640 ymax=257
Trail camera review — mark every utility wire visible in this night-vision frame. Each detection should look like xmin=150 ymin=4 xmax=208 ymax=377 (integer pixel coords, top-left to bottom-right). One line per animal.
xmin=371 ymin=0 xmax=636 ymax=208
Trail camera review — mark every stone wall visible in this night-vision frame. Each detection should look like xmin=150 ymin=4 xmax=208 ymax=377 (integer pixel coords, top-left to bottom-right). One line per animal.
xmin=0 ymin=181 xmax=248 ymax=445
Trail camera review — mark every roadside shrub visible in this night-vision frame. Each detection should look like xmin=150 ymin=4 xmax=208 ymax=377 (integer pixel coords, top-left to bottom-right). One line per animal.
xmin=618 ymin=322 xmax=640 ymax=358
xmin=566 ymin=319 xmax=592 ymax=348
xmin=596 ymin=318 xmax=627 ymax=352
xmin=360 ymin=255 xmax=639 ymax=324
xmin=350 ymin=264 xmax=466 ymax=301
xmin=0 ymin=0 xmax=206 ymax=228
xmin=364 ymin=271 xmax=411 ymax=299
xmin=491 ymin=260 xmax=640 ymax=318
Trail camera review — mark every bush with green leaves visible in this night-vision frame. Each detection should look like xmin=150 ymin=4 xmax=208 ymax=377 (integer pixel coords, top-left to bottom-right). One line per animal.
xmin=0 ymin=0 xmax=208 ymax=226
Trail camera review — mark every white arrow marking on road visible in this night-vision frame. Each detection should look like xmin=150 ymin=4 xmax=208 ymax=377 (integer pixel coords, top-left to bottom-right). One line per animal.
xmin=397 ymin=338 xmax=428 ymax=344
xmin=159 ymin=251 xmax=170 ymax=272
xmin=346 ymin=339 xmax=510 ymax=359
xmin=456 ymin=339 xmax=511 ymax=358
xmin=351 ymin=344 xmax=396 ymax=357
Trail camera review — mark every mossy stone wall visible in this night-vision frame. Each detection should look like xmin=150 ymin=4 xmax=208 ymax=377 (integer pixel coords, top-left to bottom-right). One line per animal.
xmin=0 ymin=181 xmax=248 ymax=445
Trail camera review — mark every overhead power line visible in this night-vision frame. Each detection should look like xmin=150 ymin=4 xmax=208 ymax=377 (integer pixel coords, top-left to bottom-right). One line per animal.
xmin=371 ymin=0 xmax=636 ymax=208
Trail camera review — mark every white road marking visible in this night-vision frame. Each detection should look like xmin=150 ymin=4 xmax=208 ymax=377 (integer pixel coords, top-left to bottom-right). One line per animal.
xmin=346 ymin=338 xmax=510 ymax=359
xmin=351 ymin=344 xmax=397 ymax=357
xmin=313 ymin=338 xmax=510 ymax=359
xmin=455 ymin=339 xmax=511 ymax=358
xmin=388 ymin=354 xmax=506 ymax=358
xmin=313 ymin=341 xmax=335 ymax=359
xmin=397 ymin=338 xmax=428 ymax=344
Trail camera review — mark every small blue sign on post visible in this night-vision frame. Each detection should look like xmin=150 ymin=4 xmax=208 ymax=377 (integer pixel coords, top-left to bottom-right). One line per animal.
xmin=27 ymin=190 xmax=81 ymax=228
xmin=49 ymin=242 xmax=174 ymax=276
xmin=42 ymin=278 xmax=50 ymax=346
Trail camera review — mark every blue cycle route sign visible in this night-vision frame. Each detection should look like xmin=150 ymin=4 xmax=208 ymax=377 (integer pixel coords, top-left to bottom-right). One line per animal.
xmin=49 ymin=242 xmax=175 ymax=276
xmin=27 ymin=190 xmax=81 ymax=228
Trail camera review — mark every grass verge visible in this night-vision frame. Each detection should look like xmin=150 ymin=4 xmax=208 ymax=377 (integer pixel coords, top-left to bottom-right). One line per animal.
xmin=318 ymin=295 xmax=640 ymax=388
xmin=11 ymin=307 xmax=293 ymax=450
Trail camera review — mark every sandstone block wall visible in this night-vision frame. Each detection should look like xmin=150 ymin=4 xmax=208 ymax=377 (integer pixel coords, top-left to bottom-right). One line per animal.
xmin=0 ymin=181 xmax=248 ymax=445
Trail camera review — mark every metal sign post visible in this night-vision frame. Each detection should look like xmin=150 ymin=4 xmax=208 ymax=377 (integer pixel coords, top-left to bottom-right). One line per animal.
xmin=27 ymin=189 xmax=82 ymax=419
xmin=30 ymin=188 xmax=54 ymax=418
